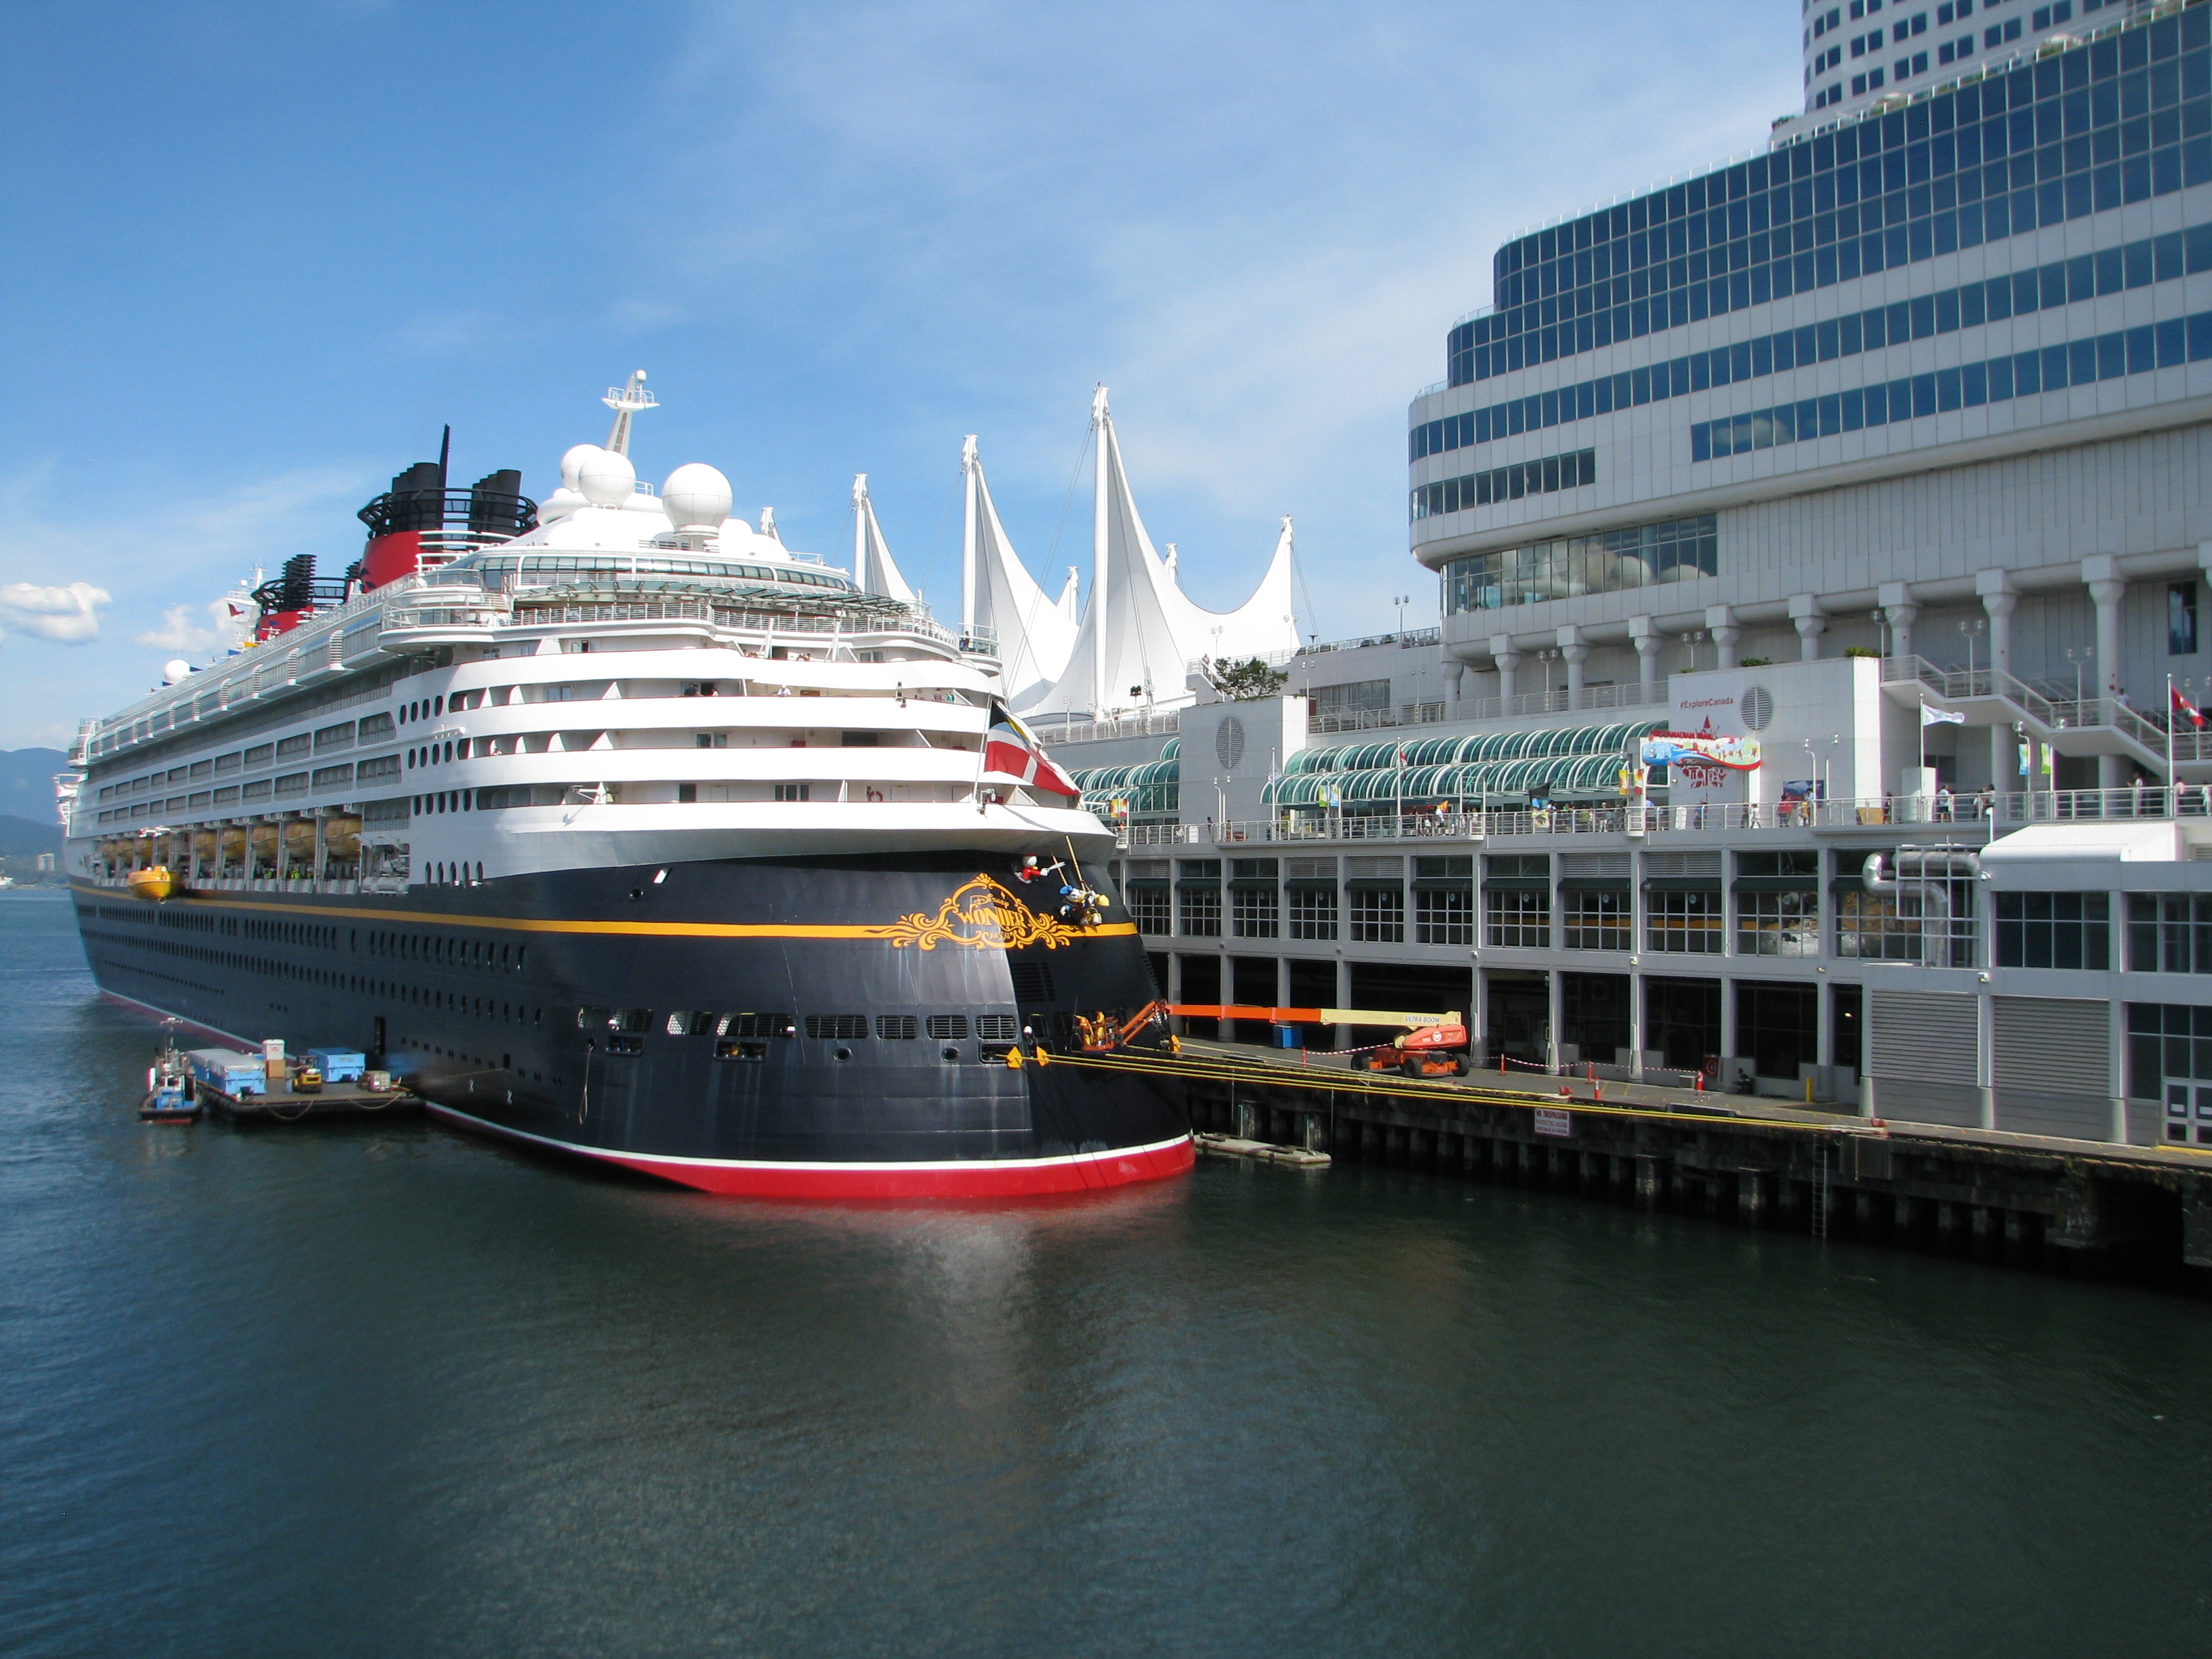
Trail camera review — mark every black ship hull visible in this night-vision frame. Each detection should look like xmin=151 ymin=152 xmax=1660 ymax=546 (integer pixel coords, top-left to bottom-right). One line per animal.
xmin=70 ymin=853 xmax=1191 ymax=1197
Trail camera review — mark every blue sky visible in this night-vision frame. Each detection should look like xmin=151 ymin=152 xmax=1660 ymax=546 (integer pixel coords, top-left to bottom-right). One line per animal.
xmin=0 ymin=0 xmax=1796 ymax=750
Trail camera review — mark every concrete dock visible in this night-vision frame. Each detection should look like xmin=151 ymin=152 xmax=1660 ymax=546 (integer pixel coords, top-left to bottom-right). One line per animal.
xmin=1107 ymin=1040 xmax=2212 ymax=1283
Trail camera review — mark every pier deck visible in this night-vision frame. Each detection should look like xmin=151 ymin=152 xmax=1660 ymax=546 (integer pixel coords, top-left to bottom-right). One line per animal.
xmin=1101 ymin=1038 xmax=2212 ymax=1283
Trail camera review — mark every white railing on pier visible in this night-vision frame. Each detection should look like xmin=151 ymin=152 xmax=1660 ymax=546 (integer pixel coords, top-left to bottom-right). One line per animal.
xmin=1118 ymin=787 xmax=2212 ymax=847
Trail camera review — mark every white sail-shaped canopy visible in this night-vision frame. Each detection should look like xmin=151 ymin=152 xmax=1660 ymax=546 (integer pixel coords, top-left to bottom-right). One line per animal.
xmin=1020 ymin=388 xmax=1298 ymax=720
xmin=851 ymin=474 xmax=917 ymax=605
xmin=960 ymin=436 xmax=1080 ymax=710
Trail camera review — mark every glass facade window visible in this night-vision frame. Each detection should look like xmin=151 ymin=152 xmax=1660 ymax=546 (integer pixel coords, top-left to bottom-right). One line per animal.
xmin=1126 ymin=887 xmax=1171 ymax=936
xmin=1446 ymin=11 xmax=2212 ymax=390
xmin=1313 ymin=679 xmax=1391 ymax=719
xmin=1995 ymin=891 xmax=2111 ymax=968
xmin=1443 ymin=516 xmax=1716 ymax=613
xmin=1486 ymin=888 xmax=1550 ymax=947
xmin=1416 ymin=889 xmax=1474 ymax=945
xmin=2127 ymin=892 xmax=2212 ymax=972
xmin=1410 ymin=449 xmax=1593 ymax=521
xmin=1178 ymin=886 xmax=1221 ymax=938
xmin=1431 ymin=227 xmax=2209 ymax=458
xmin=1231 ymin=886 xmax=1279 ymax=939
xmin=1563 ymin=889 xmax=1632 ymax=950
xmin=1288 ymin=887 xmax=1338 ymax=940
xmin=2171 ymin=581 xmax=2199 ymax=654
xmin=2127 ymin=1001 xmax=2212 ymax=1143
xmin=1692 ymin=309 xmax=2212 ymax=460
xmin=1738 ymin=890 xmax=1821 ymax=955
xmin=1349 ymin=889 xmax=1405 ymax=943
xmin=1647 ymin=890 xmax=1723 ymax=953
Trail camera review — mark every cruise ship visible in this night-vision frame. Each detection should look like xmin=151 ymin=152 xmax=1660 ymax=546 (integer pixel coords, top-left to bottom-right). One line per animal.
xmin=65 ymin=376 xmax=1216 ymax=1197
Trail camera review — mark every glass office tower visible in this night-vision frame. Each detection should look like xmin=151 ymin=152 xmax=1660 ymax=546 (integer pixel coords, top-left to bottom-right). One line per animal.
xmin=1413 ymin=1 xmax=2212 ymax=792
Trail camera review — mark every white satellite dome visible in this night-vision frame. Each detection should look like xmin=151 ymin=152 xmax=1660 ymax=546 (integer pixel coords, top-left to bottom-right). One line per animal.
xmin=560 ymin=443 xmax=603 ymax=491
xmin=161 ymin=659 xmax=192 ymax=686
xmin=575 ymin=447 xmax=636 ymax=508
xmin=661 ymin=463 xmax=733 ymax=531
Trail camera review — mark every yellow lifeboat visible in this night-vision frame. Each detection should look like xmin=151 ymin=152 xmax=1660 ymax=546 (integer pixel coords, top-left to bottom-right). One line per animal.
xmin=125 ymin=866 xmax=176 ymax=902
xmin=321 ymin=815 xmax=362 ymax=858
xmin=218 ymin=826 xmax=247 ymax=875
xmin=248 ymin=823 xmax=279 ymax=874
xmin=282 ymin=818 xmax=318 ymax=874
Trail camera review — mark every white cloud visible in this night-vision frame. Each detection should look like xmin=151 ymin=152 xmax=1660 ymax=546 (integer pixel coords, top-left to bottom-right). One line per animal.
xmin=136 ymin=598 xmax=252 ymax=655
xmin=0 ymin=581 xmax=110 ymax=644
xmin=636 ymin=0 xmax=1799 ymax=627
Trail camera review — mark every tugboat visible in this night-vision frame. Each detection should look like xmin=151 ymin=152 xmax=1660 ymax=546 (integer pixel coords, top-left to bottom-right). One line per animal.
xmin=139 ymin=1025 xmax=200 ymax=1124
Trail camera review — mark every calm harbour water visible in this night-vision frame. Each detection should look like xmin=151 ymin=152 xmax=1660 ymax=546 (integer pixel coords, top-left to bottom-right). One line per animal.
xmin=3 ymin=887 xmax=2209 ymax=1658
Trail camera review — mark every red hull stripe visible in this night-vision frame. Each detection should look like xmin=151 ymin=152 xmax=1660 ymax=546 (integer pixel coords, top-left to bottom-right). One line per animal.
xmin=98 ymin=989 xmax=261 ymax=1052
xmin=425 ymin=1104 xmax=1194 ymax=1198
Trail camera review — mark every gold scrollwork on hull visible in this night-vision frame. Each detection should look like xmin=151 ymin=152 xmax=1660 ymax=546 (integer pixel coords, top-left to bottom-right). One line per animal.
xmin=866 ymin=874 xmax=1083 ymax=951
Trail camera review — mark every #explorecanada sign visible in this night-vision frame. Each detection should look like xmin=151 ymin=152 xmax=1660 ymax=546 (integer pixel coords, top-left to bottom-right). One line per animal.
xmin=1642 ymin=673 xmax=1766 ymax=802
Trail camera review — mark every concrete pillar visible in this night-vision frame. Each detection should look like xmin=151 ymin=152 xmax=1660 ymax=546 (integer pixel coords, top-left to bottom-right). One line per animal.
xmin=1631 ymin=615 xmax=1661 ymax=702
xmin=2108 ymin=970 xmax=2129 ymax=1145
xmin=1705 ymin=605 xmax=1742 ymax=671
xmin=1976 ymin=989 xmax=1996 ymax=1132
xmin=1878 ymin=581 xmax=1918 ymax=665
xmin=1816 ymin=977 xmax=1835 ymax=1069
xmin=1545 ymin=968 xmax=1562 ymax=1073
xmin=1491 ymin=634 xmax=1521 ymax=703
xmin=1719 ymin=976 xmax=1738 ymax=1078
xmin=1336 ymin=955 xmax=1353 ymax=1054
xmin=1628 ymin=970 xmax=1646 ymax=1080
xmin=1443 ymin=659 xmax=1465 ymax=718
xmin=1978 ymin=571 xmax=2018 ymax=682
xmin=1557 ymin=626 xmax=1589 ymax=704
xmin=1789 ymin=594 xmax=1827 ymax=661
xmin=2085 ymin=556 xmax=2129 ymax=789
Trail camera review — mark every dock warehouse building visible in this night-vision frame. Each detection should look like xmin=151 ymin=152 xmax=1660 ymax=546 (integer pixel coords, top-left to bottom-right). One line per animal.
xmin=1056 ymin=0 xmax=2212 ymax=1149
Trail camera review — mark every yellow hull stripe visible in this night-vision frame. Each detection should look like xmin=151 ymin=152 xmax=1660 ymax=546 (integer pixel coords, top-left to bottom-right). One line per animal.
xmin=74 ymin=880 xmax=1138 ymax=945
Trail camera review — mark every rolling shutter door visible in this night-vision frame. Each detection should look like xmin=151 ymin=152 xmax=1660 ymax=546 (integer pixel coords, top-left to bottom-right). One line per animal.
xmin=1992 ymin=996 xmax=2108 ymax=1097
xmin=1868 ymin=989 xmax=1976 ymax=1085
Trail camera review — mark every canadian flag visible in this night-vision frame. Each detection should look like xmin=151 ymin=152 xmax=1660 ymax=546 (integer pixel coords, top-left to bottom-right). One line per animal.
xmin=983 ymin=701 xmax=1081 ymax=798
xmin=2175 ymin=685 xmax=2205 ymax=729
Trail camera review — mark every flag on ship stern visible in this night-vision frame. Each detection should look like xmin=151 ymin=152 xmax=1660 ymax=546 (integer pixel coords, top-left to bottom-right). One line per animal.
xmin=985 ymin=702 xmax=1082 ymax=798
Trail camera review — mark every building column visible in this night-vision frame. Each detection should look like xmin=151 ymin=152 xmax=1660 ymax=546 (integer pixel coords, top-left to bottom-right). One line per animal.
xmin=1557 ymin=625 xmax=1588 ymax=705
xmin=1470 ymin=962 xmax=1488 ymax=1063
xmin=1627 ymin=968 xmax=1646 ymax=1080
xmin=1976 ymin=989 xmax=1996 ymax=1132
xmin=1443 ymin=660 xmax=1465 ymax=719
xmin=1877 ymin=580 xmax=1919 ymax=668
xmin=1630 ymin=615 xmax=1660 ymax=703
xmin=1977 ymin=569 xmax=2018 ymax=681
xmin=1816 ymin=975 xmax=1835 ymax=1069
xmin=1705 ymin=605 xmax=1741 ymax=671
xmin=2085 ymin=555 xmax=2129 ymax=789
xmin=2108 ymin=942 xmax=2130 ymax=1145
xmin=1545 ymin=969 xmax=1562 ymax=1073
xmin=1491 ymin=633 xmax=1521 ymax=703
xmin=1789 ymin=594 xmax=1827 ymax=661
xmin=1336 ymin=954 xmax=1353 ymax=1054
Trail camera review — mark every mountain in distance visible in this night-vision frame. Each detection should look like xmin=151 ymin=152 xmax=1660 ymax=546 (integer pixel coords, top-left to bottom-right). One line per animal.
xmin=0 ymin=816 xmax=62 ymax=859
xmin=0 ymin=749 xmax=68 ymax=827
